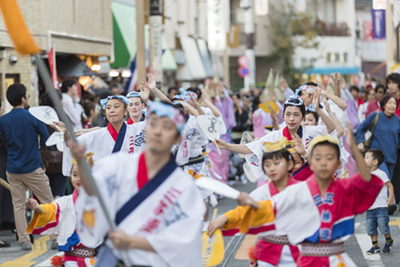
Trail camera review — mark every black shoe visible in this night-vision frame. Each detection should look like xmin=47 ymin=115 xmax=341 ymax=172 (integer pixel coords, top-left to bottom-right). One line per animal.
xmin=388 ymin=205 xmax=397 ymax=215
xmin=382 ymin=241 xmax=393 ymax=254
xmin=366 ymin=246 xmax=380 ymax=255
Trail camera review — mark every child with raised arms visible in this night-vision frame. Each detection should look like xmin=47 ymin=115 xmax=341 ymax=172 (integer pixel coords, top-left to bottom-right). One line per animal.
xmin=212 ymin=124 xmax=384 ymax=267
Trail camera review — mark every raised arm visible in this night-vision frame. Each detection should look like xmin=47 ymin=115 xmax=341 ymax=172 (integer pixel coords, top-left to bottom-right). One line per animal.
xmin=142 ymin=73 xmax=171 ymax=103
xmin=346 ymin=122 xmax=371 ymax=182
xmin=322 ymin=96 xmax=344 ymax=138
xmin=320 ymin=85 xmax=347 ymax=111
xmin=313 ymin=89 xmax=335 ymax=134
xmin=330 ymin=72 xmax=341 ymax=98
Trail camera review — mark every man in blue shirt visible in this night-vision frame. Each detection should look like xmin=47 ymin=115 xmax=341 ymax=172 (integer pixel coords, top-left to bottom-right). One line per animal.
xmin=0 ymin=84 xmax=54 ymax=250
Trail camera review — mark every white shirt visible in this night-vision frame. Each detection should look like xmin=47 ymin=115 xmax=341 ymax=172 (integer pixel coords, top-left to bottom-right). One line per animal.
xmin=369 ymin=169 xmax=390 ymax=210
xmin=62 ymin=93 xmax=82 ymax=131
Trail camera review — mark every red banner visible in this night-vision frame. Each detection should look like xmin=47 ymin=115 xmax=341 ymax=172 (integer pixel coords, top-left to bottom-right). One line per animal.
xmin=47 ymin=46 xmax=59 ymax=89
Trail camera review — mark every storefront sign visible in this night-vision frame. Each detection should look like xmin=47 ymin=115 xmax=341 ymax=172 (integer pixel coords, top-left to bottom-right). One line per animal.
xmin=255 ymin=0 xmax=268 ymax=16
xmin=149 ymin=15 xmax=163 ymax=83
xmin=373 ymin=0 xmax=386 ymax=9
xmin=208 ymin=0 xmax=227 ymax=51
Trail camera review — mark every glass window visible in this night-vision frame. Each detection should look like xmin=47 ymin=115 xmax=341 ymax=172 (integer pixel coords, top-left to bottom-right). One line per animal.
xmin=306 ymin=0 xmax=336 ymax=24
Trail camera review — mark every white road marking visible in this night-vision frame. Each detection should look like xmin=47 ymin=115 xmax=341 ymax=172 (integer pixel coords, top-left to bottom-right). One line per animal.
xmin=355 ymin=234 xmax=385 ymax=267
xmin=35 ymin=252 xmax=63 ymax=267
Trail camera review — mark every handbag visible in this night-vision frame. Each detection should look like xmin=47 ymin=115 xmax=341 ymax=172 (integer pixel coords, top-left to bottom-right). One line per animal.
xmin=40 ymin=150 xmax=63 ymax=174
xmin=363 ymin=112 xmax=380 ymax=152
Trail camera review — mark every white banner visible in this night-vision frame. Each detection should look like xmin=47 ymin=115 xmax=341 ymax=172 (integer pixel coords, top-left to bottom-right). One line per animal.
xmin=149 ymin=16 xmax=163 ymax=83
xmin=255 ymin=0 xmax=269 ymax=16
xmin=373 ymin=0 xmax=386 ymax=10
xmin=208 ymin=0 xmax=227 ymax=51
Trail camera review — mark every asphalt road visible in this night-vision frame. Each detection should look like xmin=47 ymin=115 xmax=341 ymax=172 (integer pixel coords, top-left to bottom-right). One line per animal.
xmin=1 ymin=180 xmax=400 ymax=266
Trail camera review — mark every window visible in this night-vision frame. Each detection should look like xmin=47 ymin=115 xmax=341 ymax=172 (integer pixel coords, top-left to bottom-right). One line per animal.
xmin=306 ymin=0 xmax=336 ymax=24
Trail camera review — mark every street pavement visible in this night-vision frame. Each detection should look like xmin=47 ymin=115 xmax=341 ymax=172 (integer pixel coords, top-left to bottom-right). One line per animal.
xmin=1 ymin=180 xmax=400 ymax=266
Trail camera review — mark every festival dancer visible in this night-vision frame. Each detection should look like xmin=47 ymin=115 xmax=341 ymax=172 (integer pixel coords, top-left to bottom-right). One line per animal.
xmin=125 ymin=91 xmax=146 ymax=124
xmin=216 ymin=89 xmax=336 ymax=180
xmin=219 ymin=126 xmax=384 ymax=267
xmin=208 ymin=137 xmax=300 ymax=267
xmin=60 ymin=94 xmax=148 ymax=176
xmin=72 ymin=101 xmax=205 ymax=267
xmin=26 ymin=155 xmax=96 ymax=267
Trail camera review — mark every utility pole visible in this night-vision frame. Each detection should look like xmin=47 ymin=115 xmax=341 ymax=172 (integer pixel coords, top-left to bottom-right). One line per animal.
xmin=386 ymin=0 xmax=394 ymax=74
xmin=149 ymin=0 xmax=163 ymax=89
xmin=241 ymin=0 xmax=255 ymax=92
xmin=136 ymin=0 xmax=146 ymax=85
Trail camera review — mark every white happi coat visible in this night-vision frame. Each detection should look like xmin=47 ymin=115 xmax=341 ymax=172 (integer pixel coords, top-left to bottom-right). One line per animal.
xmin=75 ymin=152 xmax=205 ymax=267
xmin=245 ymin=126 xmax=328 ymax=179
xmin=175 ymin=115 xmax=209 ymax=166
xmin=62 ymin=122 xmax=146 ymax=176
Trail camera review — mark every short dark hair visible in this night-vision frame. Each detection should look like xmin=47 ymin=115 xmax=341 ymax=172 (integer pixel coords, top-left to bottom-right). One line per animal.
xmin=386 ymin=73 xmax=400 ymax=89
xmin=168 ymin=87 xmax=178 ymax=94
xmin=40 ymin=90 xmax=62 ymax=108
xmin=187 ymin=87 xmax=202 ymax=100
xmin=262 ymin=149 xmax=295 ymax=173
xmin=367 ymin=149 xmax=384 ymax=166
xmin=305 ymin=110 xmax=319 ymax=124
xmin=375 ymin=84 xmax=386 ymax=94
xmin=283 ymin=98 xmax=306 ymax=117
xmin=6 ymin=84 xmax=27 ymax=107
xmin=305 ymin=82 xmax=318 ymax=87
xmin=380 ymin=95 xmax=398 ymax=112
xmin=61 ymin=79 xmax=76 ymax=93
xmin=349 ymin=85 xmax=359 ymax=93
xmin=310 ymin=141 xmax=340 ymax=160
xmin=109 ymin=82 xmax=121 ymax=91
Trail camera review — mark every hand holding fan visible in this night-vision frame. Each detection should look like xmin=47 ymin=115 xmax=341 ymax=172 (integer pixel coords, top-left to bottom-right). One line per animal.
xmin=197 ymin=115 xmax=222 ymax=156
xmin=202 ymin=208 xmax=224 ymax=267
xmin=29 ymin=106 xmax=62 ymax=132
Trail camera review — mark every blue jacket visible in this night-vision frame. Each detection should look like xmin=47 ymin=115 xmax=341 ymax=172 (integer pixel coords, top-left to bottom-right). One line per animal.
xmin=0 ymin=108 xmax=49 ymax=174
xmin=356 ymin=111 xmax=400 ymax=164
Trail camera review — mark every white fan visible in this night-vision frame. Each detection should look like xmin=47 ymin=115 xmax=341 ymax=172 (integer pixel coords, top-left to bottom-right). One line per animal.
xmin=239 ymin=131 xmax=254 ymax=158
xmin=197 ymin=115 xmax=221 ymax=155
xmin=29 ymin=106 xmax=59 ymax=125
xmin=243 ymin=162 xmax=258 ymax=183
xmin=195 ymin=177 xmax=240 ymax=199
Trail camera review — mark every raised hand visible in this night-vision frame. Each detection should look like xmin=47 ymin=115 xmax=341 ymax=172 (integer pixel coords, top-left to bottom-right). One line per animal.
xmin=147 ymin=73 xmax=156 ymax=91
xmin=139 ymin=83 xmax=150 ymax=102
xmin=312 ymin=88 xmax=321 ymax=111
xmin=293 ymin=134 xmax=306 ymax=156
xmin=330 ymin=72 xmax=340 ymax=86
xmin=321 ymin=96 xmax=331 ymax=113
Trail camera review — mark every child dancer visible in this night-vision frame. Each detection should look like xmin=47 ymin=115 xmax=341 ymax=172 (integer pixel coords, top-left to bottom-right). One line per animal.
xmin=364 ymin=149 xmax=394 ymax=254
xmin=222 ymin=125 xmax=384 ymax=266
xmin=26 ymin=156 xmax=96 ymax=267
xmin=209 ymin=137 xmax=300 ymax=267
xmin=216 ymin=89 xmax=336 ymax=180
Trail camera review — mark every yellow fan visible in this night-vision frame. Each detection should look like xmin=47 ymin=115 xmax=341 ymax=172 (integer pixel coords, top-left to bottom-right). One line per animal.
xmin=259 ymin=101 xmax=279 ymax=114
xmin=202 ymin=209 xmax=225 ymax=267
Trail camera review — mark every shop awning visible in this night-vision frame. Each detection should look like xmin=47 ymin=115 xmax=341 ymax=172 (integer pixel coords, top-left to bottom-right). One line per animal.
xmin=111 ymin=2 xmax=137 ymax=68
xmin=177 ymin=37 xmax=207 ymax=80
xmin=304 ymin=67 xmax=360 ymax=75
xmin=57 ymin=56 xmax=95 ymax=78
xmin=197 ymin=39 xmax=213 ymax=77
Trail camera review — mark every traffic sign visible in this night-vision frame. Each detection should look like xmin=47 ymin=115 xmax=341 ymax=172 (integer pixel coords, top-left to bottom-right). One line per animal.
xmin=238 ymin=55 xmax=250 ymax=67
xmin=238 ymin=66 xmax=249 ymax=78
